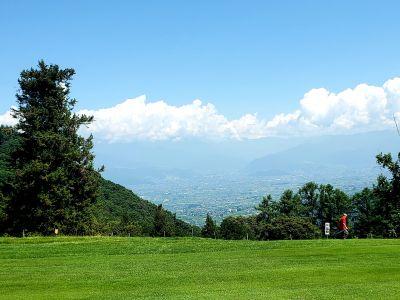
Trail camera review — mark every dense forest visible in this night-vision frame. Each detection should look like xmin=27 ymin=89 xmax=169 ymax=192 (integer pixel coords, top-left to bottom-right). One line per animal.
xmin=0 ymin=61 xmax=399 ymax=240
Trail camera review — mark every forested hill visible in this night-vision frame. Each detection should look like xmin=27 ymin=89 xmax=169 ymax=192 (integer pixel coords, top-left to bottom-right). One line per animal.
xmin=93 ymin=178 xmax=199 ymax=236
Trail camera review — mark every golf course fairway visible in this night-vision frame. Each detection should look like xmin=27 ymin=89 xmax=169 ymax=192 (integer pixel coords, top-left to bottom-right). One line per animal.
xmin=1 ymin=237 xmax=399 ymax=299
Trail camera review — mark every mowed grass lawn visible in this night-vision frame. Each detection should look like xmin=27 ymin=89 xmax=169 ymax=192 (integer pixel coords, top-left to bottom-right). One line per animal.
xmin=1 ymin=237 xmax=399 ymax=299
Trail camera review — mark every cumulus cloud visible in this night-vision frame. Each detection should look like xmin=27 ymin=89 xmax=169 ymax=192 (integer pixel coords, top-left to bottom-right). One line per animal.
xmin=79 ymin=96 xmax=235 ymax=142
xmin=2 ymin=77 xmax=400 ymax=141
xmin=0 ymin=109 xmax=17 ymax=127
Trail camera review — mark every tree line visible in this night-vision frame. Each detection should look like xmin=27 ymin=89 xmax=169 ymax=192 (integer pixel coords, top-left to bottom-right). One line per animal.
xmin=201 ymin=154 xmax=400 ymax=240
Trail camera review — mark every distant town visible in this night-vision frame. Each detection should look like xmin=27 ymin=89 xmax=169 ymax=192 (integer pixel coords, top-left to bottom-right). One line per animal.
xmin=130 ymin=169 xmax=379 ymax=225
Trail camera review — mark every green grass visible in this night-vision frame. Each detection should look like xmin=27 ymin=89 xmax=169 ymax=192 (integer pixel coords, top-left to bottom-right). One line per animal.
xmin=0 ymin=237 xmax=399 ymax=299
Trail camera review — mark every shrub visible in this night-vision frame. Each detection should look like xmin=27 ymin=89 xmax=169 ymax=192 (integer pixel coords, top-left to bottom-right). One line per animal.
xmin=258 ymin=216 xmax=320 ymax=240
xmin=220 ymin=216 xmax=255 ymax=240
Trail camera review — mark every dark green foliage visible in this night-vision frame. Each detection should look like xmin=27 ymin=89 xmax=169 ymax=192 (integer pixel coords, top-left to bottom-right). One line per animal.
xmin=278 ymin=189 xmax=303 ymax=217
xmin=153 ymin=204 xmax=173 ymax=237
xmin=298 ymin=181 xmax=319 ymax=222
xmin=221 ymin=181 xmax=353 ymax=240
xmin=255 ymin=194 xmax=278 ymax=222
xmin=6 ymin=61 xmax=100 ymax=235
xmin=93 ymin=178 xmax=157 ymax=235
xmin=252 ymin=184 xmax=327 ymax=240
xmin=258 ymin=216 xmax=320 ymax=240
xmin=345 ymin=152 xmax=400 ymax=238
xmin=0 ymin=126 xmax=20 ymax=231
xmin=174 ymin=215 xmax=199 ymax=237
xmin=220 ymin=216 xmax=256 ymax=240
xmin=92 ymin=179 xmax=199 ymax=237
xmin=374 ymin=152 xmax=400 ymax=236
xmin=352 ymin=188 xmax=382 ymax=237
xmin=201 ymin=213 xmax=217 ymax=238
xmin=317 ymin=184 xmax=352 ymax=231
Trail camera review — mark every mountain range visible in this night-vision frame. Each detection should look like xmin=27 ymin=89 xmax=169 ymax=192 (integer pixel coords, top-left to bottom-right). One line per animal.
xmin=245 ymin=130 xmax=398 ymax=177
xmin=97 ymin=130 xmax=398 ymax=185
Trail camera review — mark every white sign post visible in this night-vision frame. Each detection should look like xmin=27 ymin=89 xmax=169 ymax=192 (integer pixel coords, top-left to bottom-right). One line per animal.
xmin=324 ymin=222 xmax=330 ymax=238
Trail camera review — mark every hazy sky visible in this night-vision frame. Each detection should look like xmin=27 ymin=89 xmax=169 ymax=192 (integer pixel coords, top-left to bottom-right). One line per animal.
xmin=1 ymin=1 xmax=400 ymax=141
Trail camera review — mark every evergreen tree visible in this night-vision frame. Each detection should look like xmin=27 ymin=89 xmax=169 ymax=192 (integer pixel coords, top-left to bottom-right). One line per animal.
xmin=352 ymin=188 xmax=382 ymax=237
xmin=318 ymin=184 xmax=351 ymax=231
xmin=220 ymin=216 xmax=254 ymax=240
xmin=7 ymin=61 xmax=100 ymax=235
xmin=255 ymin=194 xmax=277 ymax=222
xmin=278 ymin=190 xmax=302 ymax=217
xmin=298 ymin=182 xmax=319 ymax=222
xmin=375 ymin=152 xmax=400 ymax=236
xmin=0 ymin=126 xmax=19 ymax=231
xmin=153 ymin=204 xmax=171 ymax=236
xmin=201 ymin=213 xmax=216 ymax=238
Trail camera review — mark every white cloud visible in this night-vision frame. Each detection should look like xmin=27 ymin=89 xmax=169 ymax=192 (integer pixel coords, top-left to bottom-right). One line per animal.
xmin=79 ymin=96 xmax=236 ymax=142
xmin=0 ymin=109 xmax=17 ymax=127
xmin=2 ymin=77 xmax=400 ymax=141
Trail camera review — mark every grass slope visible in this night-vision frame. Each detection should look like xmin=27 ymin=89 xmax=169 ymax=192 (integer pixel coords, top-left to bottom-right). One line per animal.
xmin=1 ymin=237 xmax=399 ymax=299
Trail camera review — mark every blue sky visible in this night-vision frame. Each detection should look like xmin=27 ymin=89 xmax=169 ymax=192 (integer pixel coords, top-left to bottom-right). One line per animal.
xmin=1 ymin=1 xmax=400 ymax=141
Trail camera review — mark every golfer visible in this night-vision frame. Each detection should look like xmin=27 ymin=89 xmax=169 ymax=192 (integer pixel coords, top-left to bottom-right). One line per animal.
xmin=339 ymin=213 xmax=349 ymax=239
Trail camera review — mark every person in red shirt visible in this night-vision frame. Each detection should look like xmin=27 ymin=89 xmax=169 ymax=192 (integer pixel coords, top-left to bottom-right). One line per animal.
xmin=339 ymin=213 xmax=349 ymax=239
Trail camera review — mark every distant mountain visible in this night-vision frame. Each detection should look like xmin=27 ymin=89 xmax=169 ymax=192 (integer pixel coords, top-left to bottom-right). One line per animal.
xmin=93 ymin=136 xmax=305 ymax=176
xmin=95 ymin=130 xmax=398 ymax=188
xmin=246 ymin=130 xmax=399 ymax=176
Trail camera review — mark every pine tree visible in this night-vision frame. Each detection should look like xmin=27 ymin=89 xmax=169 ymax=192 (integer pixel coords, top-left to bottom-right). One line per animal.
xmin=201 ymin=213 xmax=216 ymax=238
xmin=0 ymin=126 xmax=19 ymax=231
xmin=375 ymin=152 xmax=400 ymax=236
xmin=7 ymin=61 xmax=100 ymax=235
xmin=298 ymin=182 xmax=319 ymax=222
xmin=153 ymin=204 xmax=168 ymax=237
xmin=278 ymin=190 xmax=303 ymax=217
xmin=255 ymin=194 xmax=277 ymax=222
